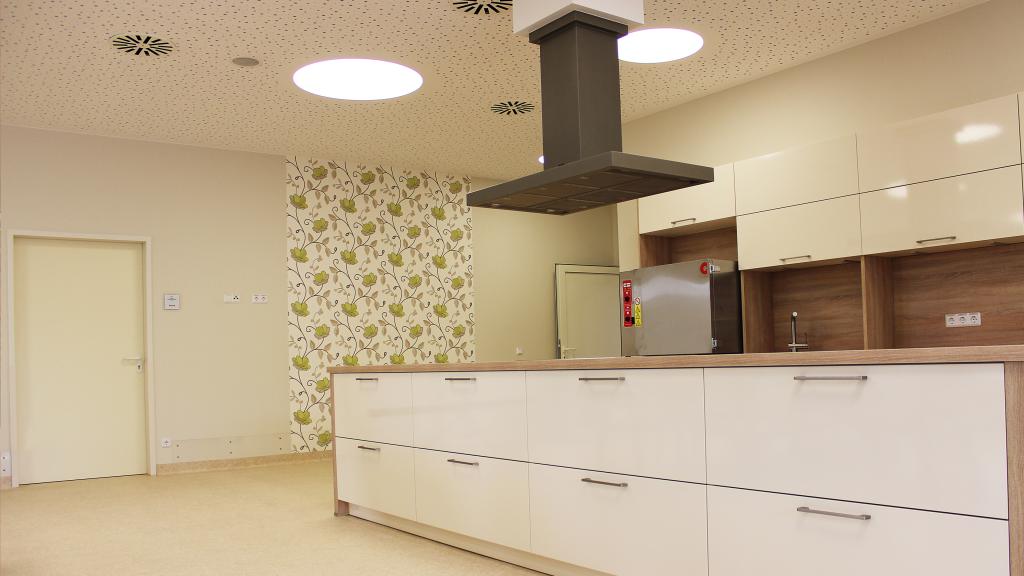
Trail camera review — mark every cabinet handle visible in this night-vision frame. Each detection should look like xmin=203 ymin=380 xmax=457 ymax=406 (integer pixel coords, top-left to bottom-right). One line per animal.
xmin=581 ymin=477 xmax=629 ymax=488
xmin=797 ymin=506 xmax=871 ymax=521
xmin=793 ymin=375 xmax=868 ymax=382
xmin=578 ymin=377 xmax=626 ymax=382
xmin=916 ymin=235 xmax=957 ymax=244
xmin=356 ymin=445 xmax=380 ymax=452
xmin=354 ymin=377 xmax=378 ymax=382
xmin=444 ymin=377 xmax=477 ymax=382
xmin=670 ymin=217 xmax=697 ymax=226
xmin=447 ymin=459 xmax=480 ymax=466
xmin=780 ymin=255 xmax=812 ymax=262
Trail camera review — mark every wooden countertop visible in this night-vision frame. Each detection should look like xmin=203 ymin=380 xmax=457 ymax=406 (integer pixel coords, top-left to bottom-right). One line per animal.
xmin=329 ymin=345 xmax=1024 ymax=374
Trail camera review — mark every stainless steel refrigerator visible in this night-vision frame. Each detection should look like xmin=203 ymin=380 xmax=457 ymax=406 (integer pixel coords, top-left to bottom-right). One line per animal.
xmin=620 ymin=260 xmax=742 ymax=356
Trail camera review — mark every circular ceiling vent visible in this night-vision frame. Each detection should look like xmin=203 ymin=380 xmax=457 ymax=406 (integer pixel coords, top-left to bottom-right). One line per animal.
xmin=453 ymin=1 xmax=512 ymax=15
xmin=491 ymin=101 xmax=535 ymax=115
xmin=111 ymin=35 xmax=173 ymax=56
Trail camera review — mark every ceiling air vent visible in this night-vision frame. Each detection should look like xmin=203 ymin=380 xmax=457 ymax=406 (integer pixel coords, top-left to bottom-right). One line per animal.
xmin=491 ymin=101 xmax=534 ymax=115
xmin=453 ymin=1 xmax=512 ymax=15
xmin=111 ymin=35 xmax=173 ymax=56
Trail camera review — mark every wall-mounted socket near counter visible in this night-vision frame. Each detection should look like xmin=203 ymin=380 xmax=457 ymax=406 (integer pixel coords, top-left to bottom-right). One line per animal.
xmin=945 ymin=312 xmax=982 ymax=328
xmin=223 ymin=294 xmax=241 ymax=304
xmin=252 ymin=293 xmax=269 ymax=304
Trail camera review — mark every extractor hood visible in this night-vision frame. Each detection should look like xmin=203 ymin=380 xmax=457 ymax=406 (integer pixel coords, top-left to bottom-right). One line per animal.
xmin=467 ymin=5 xmax=713 ymax=215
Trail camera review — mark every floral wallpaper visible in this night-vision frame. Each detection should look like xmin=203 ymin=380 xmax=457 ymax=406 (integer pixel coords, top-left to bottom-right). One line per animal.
xmin=286 ymin=158 xmax=475 ymax=452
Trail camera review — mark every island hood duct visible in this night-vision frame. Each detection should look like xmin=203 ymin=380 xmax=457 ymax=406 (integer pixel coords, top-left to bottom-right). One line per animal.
xmin=467 ymin=11 xmax=713 ymax=215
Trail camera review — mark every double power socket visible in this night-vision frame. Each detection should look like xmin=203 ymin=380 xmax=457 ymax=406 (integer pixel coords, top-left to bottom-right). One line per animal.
xmin=945 ymin=312 xmax=982 ymax=328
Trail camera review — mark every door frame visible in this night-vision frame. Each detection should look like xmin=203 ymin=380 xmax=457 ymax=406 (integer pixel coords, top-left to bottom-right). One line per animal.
xmin=4 ymin=230 xmax=157 ymax=487
xmin=554 ymin=264 xmax=620 ymax=359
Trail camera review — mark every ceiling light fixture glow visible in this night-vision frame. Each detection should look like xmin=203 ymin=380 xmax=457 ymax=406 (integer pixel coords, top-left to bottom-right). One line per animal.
xmin=618 ymin=28 xmax=704 ymax=64
xmin=538 ymin=155 xmax=545 ymax=164
xmin=293 ymin=58 xmax=423 ymax=101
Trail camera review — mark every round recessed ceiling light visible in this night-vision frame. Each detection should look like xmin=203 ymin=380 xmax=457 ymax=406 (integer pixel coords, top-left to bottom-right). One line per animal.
xmin=293 ymin=58 xmax=423 ymax=101
xmin=618 ymin=28 xmax=704 ymax=64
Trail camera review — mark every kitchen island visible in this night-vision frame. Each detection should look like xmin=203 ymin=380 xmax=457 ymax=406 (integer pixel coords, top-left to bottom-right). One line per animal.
xmin=329 ymin=345 xmax=1023 ymax=576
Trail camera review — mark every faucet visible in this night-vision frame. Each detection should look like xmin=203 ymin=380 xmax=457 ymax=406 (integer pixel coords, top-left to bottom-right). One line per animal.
xmin=788 ymin=312 xmax=809 ymax=352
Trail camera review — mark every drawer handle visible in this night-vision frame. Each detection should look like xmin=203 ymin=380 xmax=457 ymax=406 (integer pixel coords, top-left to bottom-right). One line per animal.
xmin=670 ymin=217 xmax=697 ymax=226
xmin=578 ymin=377 xmax=626 ymax=382
xmin=581 ymin=477 xmax=629 ymax=488
xmin=797 ymin=506 xmax=871 ymax=521
xmin=357 ymin=445 xmax=380 ymax=452
xmin=780 ymin=255 xmax=812 ymax=262
xmin=793 ymin=376 xmax=868 ymax=382
xmin=447 ymin=459 xmax=480 ymax=467
xmin=444 ymin=377 xmax=477 ymax=382
xmin=916 ymin=235 xmax=957 ymax=245
xmin=354 ymin=377 xmax=379 ymax=382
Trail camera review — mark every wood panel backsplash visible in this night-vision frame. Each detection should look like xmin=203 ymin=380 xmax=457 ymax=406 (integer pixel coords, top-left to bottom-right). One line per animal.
xmin=893 ymin=243 xmax=1024 ymax=348
xmin=771 ymin=262 xmax=864 ymax=352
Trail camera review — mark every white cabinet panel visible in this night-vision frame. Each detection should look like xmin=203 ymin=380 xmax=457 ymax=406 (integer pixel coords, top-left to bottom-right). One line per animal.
xmin=861 ymin=165 xmax=1024 ymax=255
xmin=335 ymin=438 xmax=416 ymax=520
xmin=333 ymin=373 xmax=412 ymax=445
xmin=414 ymin=449 xmax=530 ymax=551
xmin=857 ymin=94 xmax=1022 ymax=192
xmin=638 ymin=164 xmax=736 ymax=235
xmin=412 ymin=372 xmax=527 ymax=460
xmin=705 ymin=364 xmax=1008 ymax=518
xmin=527 ymin=369 xmax=705 ymax=482
xmin=736 ymin=195 xmax=862 ymax=270
xmin=734 ymin=135 xmax=859 ymax=215
xmin=707 ymin=487 xmax=1009 ymax=576
xmin=530 ymin=463 xmax=708 ymax=576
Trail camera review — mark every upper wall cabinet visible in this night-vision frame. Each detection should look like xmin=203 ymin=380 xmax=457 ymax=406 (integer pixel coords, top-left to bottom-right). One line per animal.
xmin=736 ymin=195 xmax=862 ymax=271
xmin=734 ymin=135 xmax=859 ymax=215
xmin=638 ymin=164 xmax=735 ymax=235
xmin=857 ymin=94 xmax=1023 ymax=193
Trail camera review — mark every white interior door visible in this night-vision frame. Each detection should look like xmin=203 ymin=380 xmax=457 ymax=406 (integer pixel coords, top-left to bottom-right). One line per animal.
xmin=555 ymin=265 xmax=621 ymax=359
xmin=14 ymin=237 xmax=147 ymax=483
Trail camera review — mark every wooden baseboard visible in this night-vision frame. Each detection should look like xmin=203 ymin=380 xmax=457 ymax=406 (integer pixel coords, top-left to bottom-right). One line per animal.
xmin=156 ymin=450 xmax=332 ymax=475
xmin=348 ymin=505 xmax=609 ymax=576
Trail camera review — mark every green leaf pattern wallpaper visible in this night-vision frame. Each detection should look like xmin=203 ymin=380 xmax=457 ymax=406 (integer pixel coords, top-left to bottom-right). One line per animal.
xmin=286 ymin=158 xmax=475 ymax=452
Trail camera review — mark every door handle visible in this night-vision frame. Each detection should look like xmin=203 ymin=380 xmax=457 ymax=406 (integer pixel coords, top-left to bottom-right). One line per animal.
xmin=670 ymin=217 xmax=697 ymax=226
xmin=797 ymin=506 xmax=871 ymax=521
xmin=581 ymin=477 xmax=628 ymax=488
xmin=916 ymin=235 xmax=957 ymax=245
xmin=123 ymin=357 xmax=145 ymax=373
xmin=793 ymin=376 xmax=868 ymax=382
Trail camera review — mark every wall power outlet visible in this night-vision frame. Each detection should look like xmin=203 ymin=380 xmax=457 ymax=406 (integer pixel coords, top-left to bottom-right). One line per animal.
xmin=1 ymin=452 xmax=10 ymax=475
xmin=945 ymin=312 xmax=982 ymax=328
xmin=223 ymin=294 xmax=241 ymax=304
xmin=252 ymin=293 xmax=269 ymax=304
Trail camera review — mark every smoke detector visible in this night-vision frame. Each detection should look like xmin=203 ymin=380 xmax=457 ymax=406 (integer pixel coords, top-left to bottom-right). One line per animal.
xmin=112 ymin=35 xmax=173 ymax=56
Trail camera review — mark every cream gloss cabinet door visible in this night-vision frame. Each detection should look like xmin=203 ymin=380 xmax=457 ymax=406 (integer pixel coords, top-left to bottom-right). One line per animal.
xmin=412 ymin=372 xmax=527 ymax=461
xmin=861 ymin=164 xmax=1024 ymax=255
xmin=530 ymin=463 xmax=709 ymax=576
xmin=638 ymin=164 xmax=736 ymax=234
xmin=526 ymin=369 xmax=706 ymax=482
xmin=734 ymin=135 xmax=859 ymax=215
xmin=704 ymin=364 xmax=1008 ymax=519
xmin=335 ymin=438 xmax=416 ymax=520
xmin=857 ymin=93 xmax=1022 ymax=193
xmin=707 ymin=486 xmax=1009 ymax=576
xmin=414 ymin=449 xmax=530 ymax=551
xmin=736 ymin=195 xmax=862 ymax=270
xmin=333 ymin=373 xmax=413 ymax=446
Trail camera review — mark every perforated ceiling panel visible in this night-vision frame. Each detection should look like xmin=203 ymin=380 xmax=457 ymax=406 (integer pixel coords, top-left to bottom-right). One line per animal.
xmin=0 ymin=0 xmax=986 ymax=180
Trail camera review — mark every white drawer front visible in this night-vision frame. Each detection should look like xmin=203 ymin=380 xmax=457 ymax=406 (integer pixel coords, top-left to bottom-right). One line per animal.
xmin=335 ymin=438 xmax=416 ymax=520
xmin=638 ymin=164 xmax=736 ymax=234
xmin=857 ymin=94 xmax=1022 ymax=192
xmin=705 ymin=364 xmax=1008 ymax=518
xmin=861 ymin=165 xmax=1024 ymax=255
xmin=527 ymin=369 xmax=706 ymax=482
xmin=413 ymin=371 xmax=527 ymax=460
xmin=734 ymin=135 xmax=859 ymax=215
xmin=530 ymin=463 xmax=709 ymax=576
xmin=414 ymin=449 xmax=530 ymax=551
xmin=708 ymin=486 xmax=1009 ymax=576
xmin=334 ymin=373 xmax=412 ymax=445
xmin=736 ymin=195 xmax=862 ymax=270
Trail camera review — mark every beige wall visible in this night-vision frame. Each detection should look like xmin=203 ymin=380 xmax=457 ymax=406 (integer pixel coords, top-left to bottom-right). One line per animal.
xmin=472 ymin=180 xmax=618 ymax=361
xmin=618 ymin=0 xmax=1024 ymax=264
xmin=1 ymin=126 xmax=289 ymax=466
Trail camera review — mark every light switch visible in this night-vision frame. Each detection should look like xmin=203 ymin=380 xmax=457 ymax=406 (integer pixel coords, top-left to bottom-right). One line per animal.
xmin=163 ymin=293 xmax=181 ymax=310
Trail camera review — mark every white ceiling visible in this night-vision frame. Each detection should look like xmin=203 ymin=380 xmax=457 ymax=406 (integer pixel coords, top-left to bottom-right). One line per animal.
xmin=0 ymin=0 xmax=987 ymax=180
